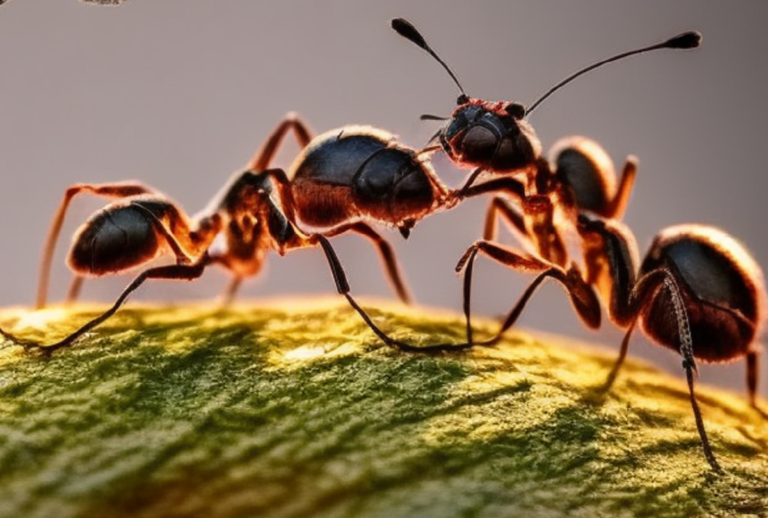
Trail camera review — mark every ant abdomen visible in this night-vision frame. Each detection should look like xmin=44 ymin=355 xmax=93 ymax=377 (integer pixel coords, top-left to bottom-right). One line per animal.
xmin=639 ymin=224 xmax=765 ymax=363
xmin=551 ymin=136 xmax=616 ymax=213
xmin=67 ymin=199 xmax=170 ymax=276
xmin=290 ymin=126 xmax=443 ymax=229
xmin=550 ymin=136 xmax=638 ymax=220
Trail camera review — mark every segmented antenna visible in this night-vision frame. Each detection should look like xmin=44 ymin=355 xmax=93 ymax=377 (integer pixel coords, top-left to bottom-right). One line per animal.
xmin=391 ymin=18 xmax=468 ymax=102
xmin=526 ymin=30 xmax=702 ymax=115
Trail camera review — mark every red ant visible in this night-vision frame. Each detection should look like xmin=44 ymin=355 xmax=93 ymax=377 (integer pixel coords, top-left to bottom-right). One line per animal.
xmin=391 ymin=17 xmax=699 ymax=265
xmin=11 ymin=113 xmax=528 ymax=352
xmin=34 ymin=116 xmax=423 ymax=311
xmin=391 ymin=19 xmax=764 ymax=471
xmin=391 ymin=17 xmax=699 ymax=193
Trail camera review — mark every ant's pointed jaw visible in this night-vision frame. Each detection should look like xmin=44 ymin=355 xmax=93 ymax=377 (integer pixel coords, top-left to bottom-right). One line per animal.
xmin=398 ymin=221 xmax=416 ymax=240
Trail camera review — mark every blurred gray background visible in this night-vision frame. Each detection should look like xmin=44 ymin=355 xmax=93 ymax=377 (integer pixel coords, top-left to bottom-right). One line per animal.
xmin=1 ymin=1 xmax=766 ymax=396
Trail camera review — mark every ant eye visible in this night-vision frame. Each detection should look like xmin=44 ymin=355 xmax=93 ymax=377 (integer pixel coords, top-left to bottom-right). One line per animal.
xmin=504 ymin=103 xmax=526 ymax=119
xmin=456 ymin=94 xmax=469 ymax=105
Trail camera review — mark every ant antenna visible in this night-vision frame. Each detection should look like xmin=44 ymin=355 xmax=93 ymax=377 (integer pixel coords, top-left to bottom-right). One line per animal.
xmin=419 ymin=114 xmax=449 ymax=121
xmin=526 ymin=30 xmax=702 ymax=115
xmin=391 ymin=18 xmax=469 ymax=103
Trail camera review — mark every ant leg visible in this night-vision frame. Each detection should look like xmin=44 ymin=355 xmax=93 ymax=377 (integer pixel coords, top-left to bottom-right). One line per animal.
xmin=602 ymin=268 xmax=669 ymax=390
xmin=482 ymin=196 xmax=527 ymax=241
xmin=745 ymin=348 xmax=768 ymax=419
xmin=683 ymin=355 xmax=722 ymax=472
xmin=323 ymin=222 xmax=413 ymax=305
xmin=37 ymin=182 xmax=160 ymax=309
xmin=603 ymin=319 xmax=638 ymax=391
xmin=256 ymin=193 xmax=410 ymax=350
xmin=604 ymin=156 xmax=638 ymax=220
xmin=523 ymin=194 xmax=569 ymax=267
xmin=746 ymin=342 xmax=768 ymax=407
xmin=307 ymin=234 xmax=418 ymax=350
xmin=19 ymin=259 xmax=210 ymax=354
xmin=456 ymin=167 xmax=486 ymax=197
xmin=455 ymin=240 xmax=601 ymax=346
xmin=489 ymin=266 xmax=601 ymax=344
xmin=221 ymin=276 xmax=244 ymax=306
xmin=456 ymin=244 xmax=479 ymax=345
xmin=260 ymin=192 xmax=452 ymax=352
xmin=453 ymin=176 xmax=526 ymax=205
xmin=633 ymin=270 xmax=722 ymax=472
xmin=578 ymin=216 xmax=642 ymax=327
xmin=247 ymin=113 xmax=314 ymax=172
xmin=260 ymin=168 xmax=299 ymax=223
xmin=205 ymin=253 xmax=253 ymax=306
xmin=65 ymin=276 xmax=85 ymax=305
xmin=130 ymin=204 xmax=207 ymax=266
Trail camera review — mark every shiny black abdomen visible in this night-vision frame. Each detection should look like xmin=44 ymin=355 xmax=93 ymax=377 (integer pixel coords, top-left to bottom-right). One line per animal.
xmin=68 ymin=203 xmax=162 ymax=276
xmin=639 ymin=233 xmax=759 ymax=362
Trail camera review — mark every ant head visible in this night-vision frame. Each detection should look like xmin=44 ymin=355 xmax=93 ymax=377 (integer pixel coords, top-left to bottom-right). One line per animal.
xmin=394 ymin=17 xmax=701 ymax=182
xmin=392 ymin=17 xmax=538 ymax=173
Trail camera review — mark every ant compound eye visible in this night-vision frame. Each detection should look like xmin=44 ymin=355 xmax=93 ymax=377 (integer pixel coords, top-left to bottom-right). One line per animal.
xmin=460 ymin=126 xmax=498 ymax=161
xmin=456 ymin=94 xmax=470 ymax=105
xmin=504 ymin=102 xmax=526 ymax=119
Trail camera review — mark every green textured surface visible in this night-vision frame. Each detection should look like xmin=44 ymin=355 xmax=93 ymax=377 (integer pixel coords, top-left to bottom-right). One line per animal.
xmin=0 ymin=299 xmax=766 ymax=518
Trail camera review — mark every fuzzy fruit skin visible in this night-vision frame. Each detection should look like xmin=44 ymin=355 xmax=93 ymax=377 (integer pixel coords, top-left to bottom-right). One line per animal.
xmin=0 ymin=299 xmax=766 ymax=518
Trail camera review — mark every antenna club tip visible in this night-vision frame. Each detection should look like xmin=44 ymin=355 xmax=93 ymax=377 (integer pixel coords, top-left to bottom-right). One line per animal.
xmin=667 ymin=30 xmax=703 ymax=50
xmin=391 ymin=18 xmax=415 ymax=36
xmin=390 ymin=17 xmax=432 ymax=53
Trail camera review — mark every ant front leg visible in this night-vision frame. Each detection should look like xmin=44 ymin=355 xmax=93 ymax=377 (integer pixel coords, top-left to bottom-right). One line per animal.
xmin=260 ymin=195 xmax=418 ymax=351
xmin=452 ymin=176 xmax=526 ymax=207
xmin=603 ymin=156 xmax=638 ymax=220
xmin=37 ymin=182 xmax=162 ymax=309
xmin=247 ymin=112 xmax=314 ymax=172
xmin=456 ymin=167 xmax=487 ymax=197
xmin=65 ymin=276 xmax=85 ymax=304
xmin=323 ymin=222 xmax=413 ymax=305
xmin=456 ymin=240 xmax=601 ymax=346
xmin=482 ymin=195 xmax=528 ymax=242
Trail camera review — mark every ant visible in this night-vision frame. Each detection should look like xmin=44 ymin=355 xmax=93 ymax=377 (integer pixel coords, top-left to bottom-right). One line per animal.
xmin=391 ymin=18 xmax=699 ymax=266
xmin=13 ymin=114 xmax=526 ymax=352
xmin=391 ymin=17 xmax=700 ymax=193
xmin=454 ymin=215 xmax=766 ymax=472
xmin=34 ymin=116 xmax=421 ymax=311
